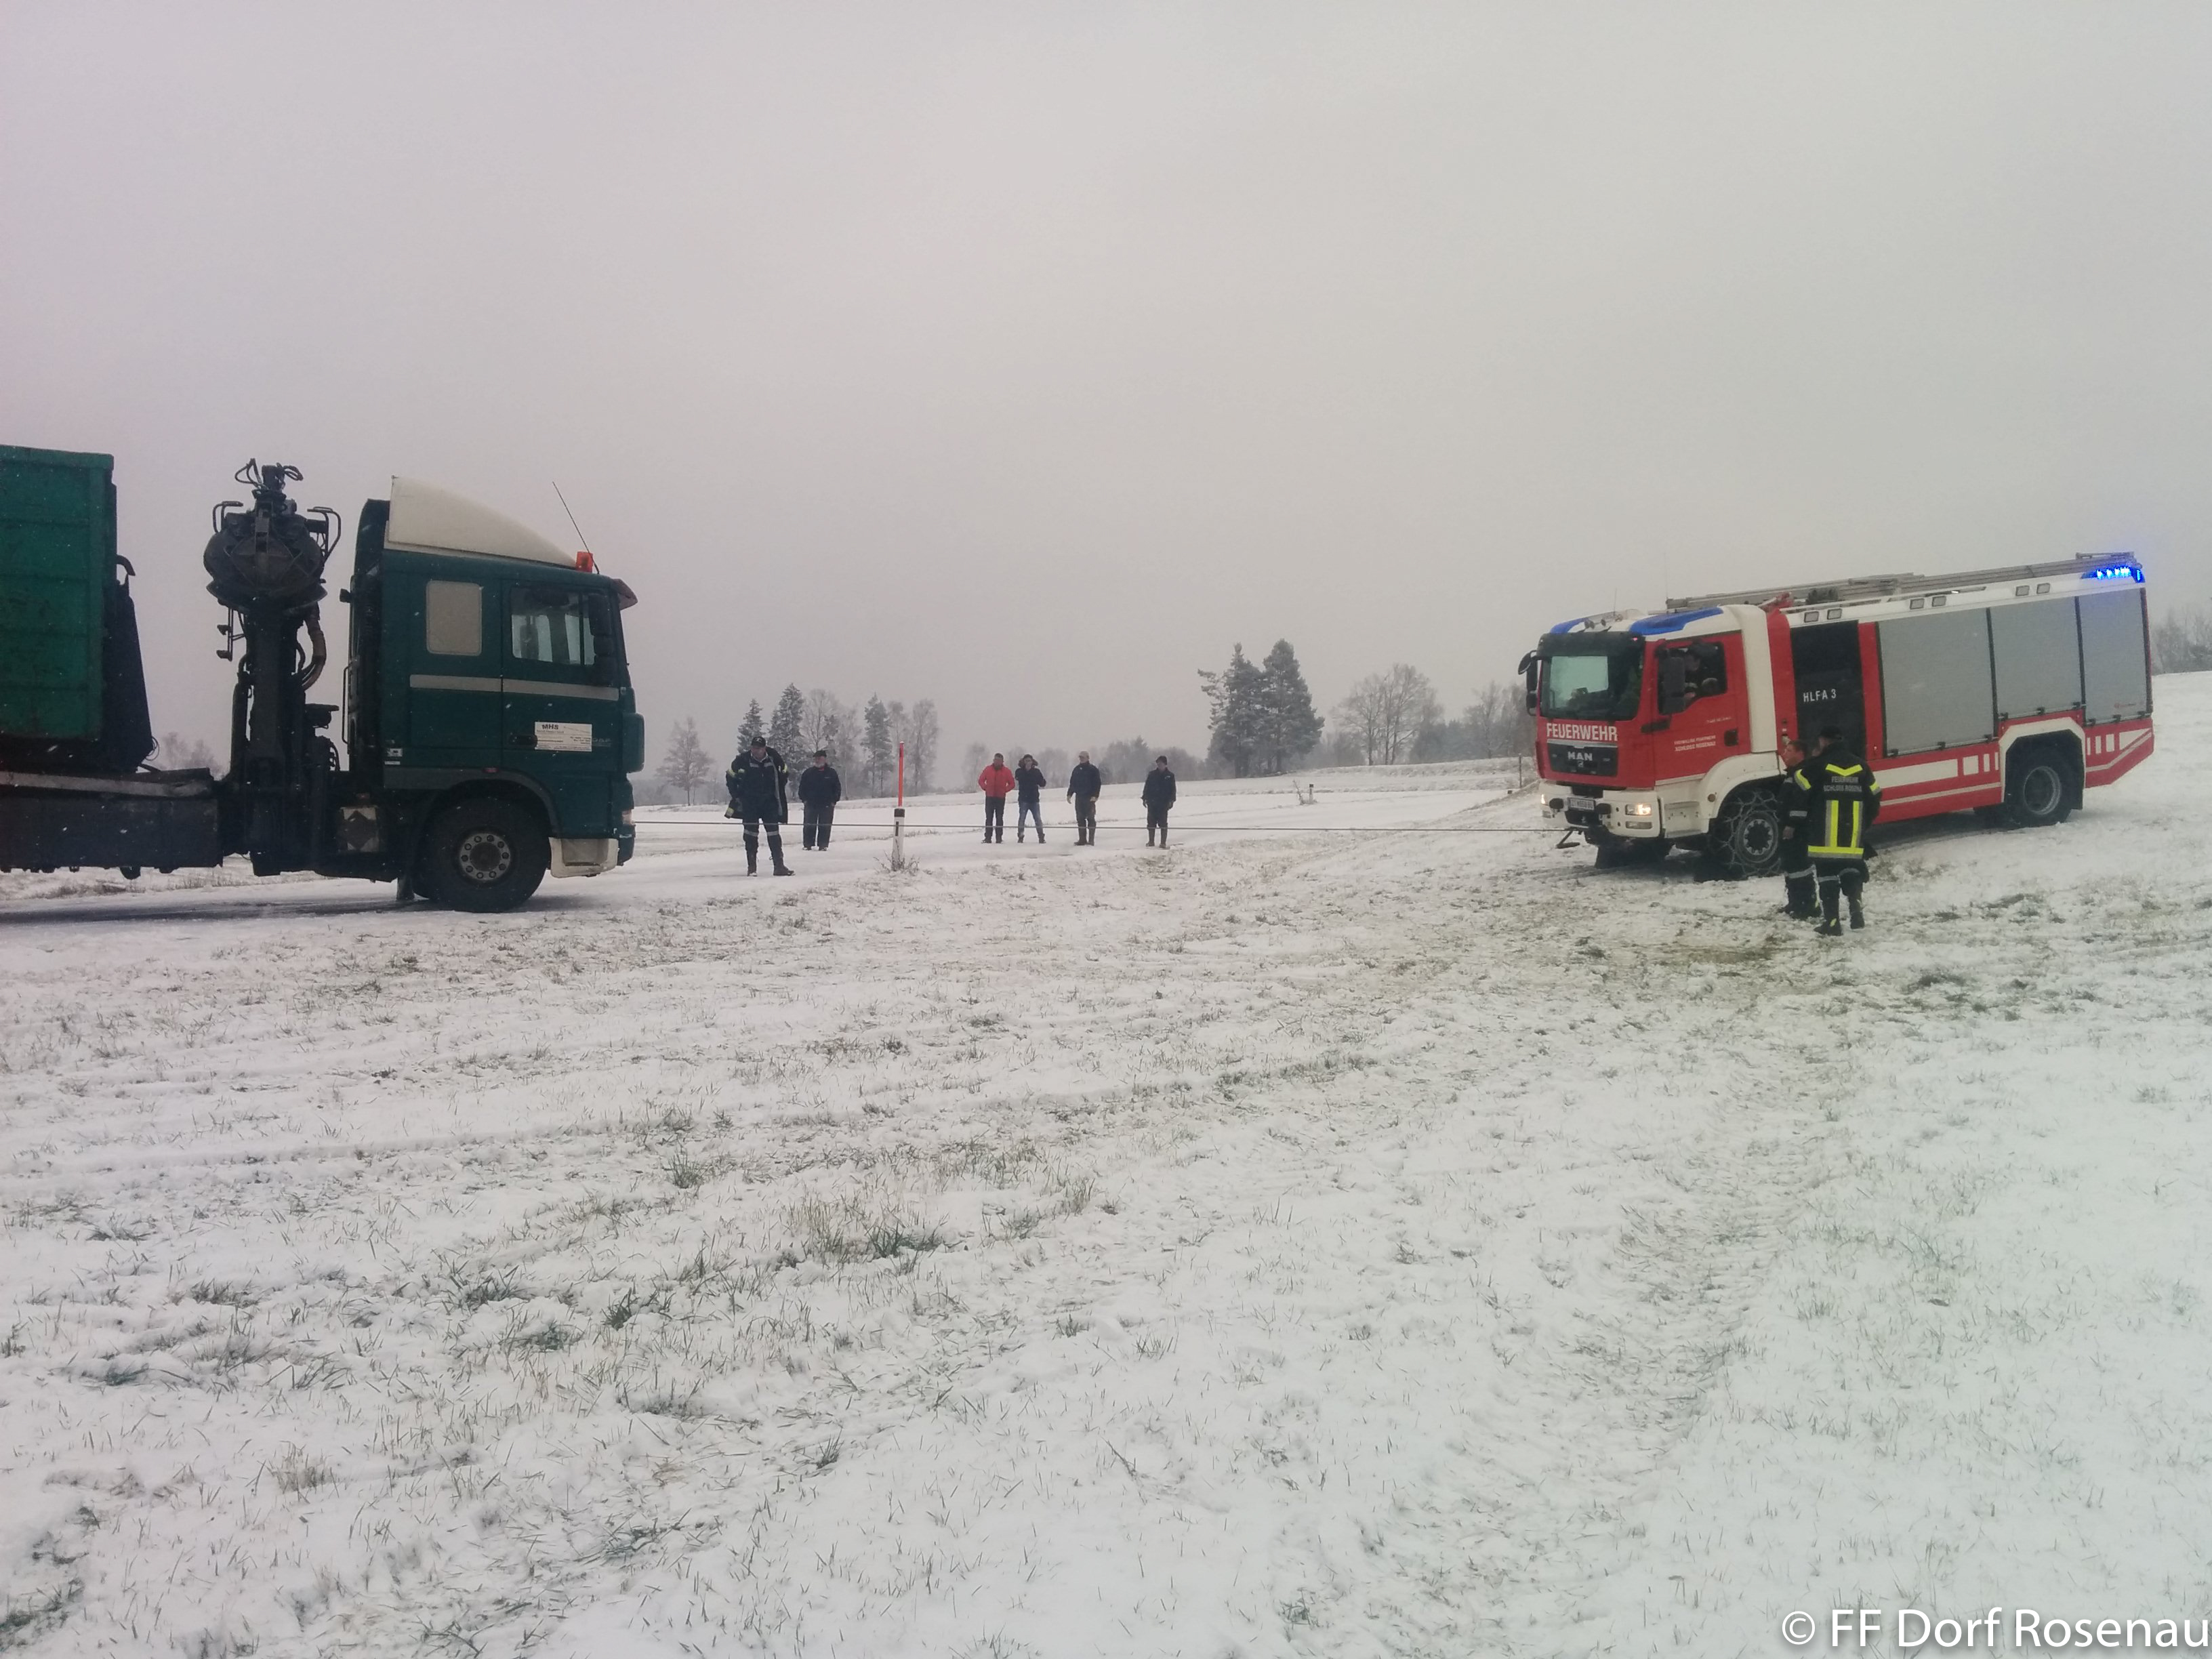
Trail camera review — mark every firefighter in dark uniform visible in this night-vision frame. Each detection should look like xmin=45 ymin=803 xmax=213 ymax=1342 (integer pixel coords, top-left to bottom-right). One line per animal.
xmin=1786 ymin=724 xmax=1881 ymax=936
xmin=1776 ymin=734 xmax=1818 ymax=920
xmin=725 ymin=734 xmax=793 ymax=876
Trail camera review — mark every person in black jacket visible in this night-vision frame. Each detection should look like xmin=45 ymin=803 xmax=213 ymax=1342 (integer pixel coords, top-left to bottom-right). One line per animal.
xmin=1014 ymin=754 xmax=1048 ymax=842
xmin=797 ymin=748 xmax=841 ymax=851
xmin=1066 ymin=750 xmax=1103 ymax=846
xmin=1786 ymin=725 xmax=1881 ymax=936
xmin=1775 ymin=735 xmax=1817 ymax=920
xmin=1141 ymin=755 xmax=1176 ymax=847
xmin=725 ymin=735 xmax=792 ymax=876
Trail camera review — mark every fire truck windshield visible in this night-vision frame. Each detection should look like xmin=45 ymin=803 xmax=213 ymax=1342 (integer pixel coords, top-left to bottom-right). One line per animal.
xmin=1540 ymin=636 xmax=1643 ymax=720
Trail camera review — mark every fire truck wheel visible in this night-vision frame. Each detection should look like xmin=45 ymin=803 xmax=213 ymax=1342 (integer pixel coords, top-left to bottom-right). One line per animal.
xmin=1999 ymin=745 xmax=2074 ymax=830
xmin=423 ymin=796 xmax=549 ymax=912
xmin=1710 ymin=788 xmax=1785 ymax=878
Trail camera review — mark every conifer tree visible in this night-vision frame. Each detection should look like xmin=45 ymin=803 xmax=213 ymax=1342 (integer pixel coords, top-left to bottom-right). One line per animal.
xmin=1200 ymin=644 xmax=1269 ymax=777
xmin=863 ymin=696 xmax=894 ymax=796
xmin=769 ymin=683 xmax=806 ymax=756
xmin=1257 ymin=639 xmax=1323 ymax=773
xmin=737 ymin=699 xmax=766 ymax=750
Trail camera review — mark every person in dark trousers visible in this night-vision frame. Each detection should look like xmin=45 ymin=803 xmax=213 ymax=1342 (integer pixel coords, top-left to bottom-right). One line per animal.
xmin=1775 ymin=734 xmax=1817 ymax=920
xmin=725 ymin=734 xmax=792 ymax=876
xmin=1014 ymin=754 xmax=1047 ymax=842
xmin=977 ymin=752 xmax=1015 ymax=842
xmin=1786 ymin=724 xmax=1881 ymax=936
xmin=1067 ymin=750 xmax=1102 ymax=845
xmin=797 ymin=747 xmax=841 ymax=850
xmin=1141 ymin=754 xmax=1176 ymax=847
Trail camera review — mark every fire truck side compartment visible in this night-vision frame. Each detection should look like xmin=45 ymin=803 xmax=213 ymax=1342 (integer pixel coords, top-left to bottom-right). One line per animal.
xmin=2078 ymin=588 xmax=2150 ymax=724
xmin=1990 ymin=599 xmax=2085 ymax=719
xmin=1877 ymin=609 xmax=1999 ymax=756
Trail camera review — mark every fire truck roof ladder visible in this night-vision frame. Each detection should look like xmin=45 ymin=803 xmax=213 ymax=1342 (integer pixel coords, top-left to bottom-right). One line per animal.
xmin=1665 ymin=552 xmax=2137 ymax=613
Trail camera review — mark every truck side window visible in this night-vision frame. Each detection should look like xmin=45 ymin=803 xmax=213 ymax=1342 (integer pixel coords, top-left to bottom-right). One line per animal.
xmin=424 ymin=580 xmax=484 ymax=657
xmin=1657 ymin=641 xmax=1727 ymax=713
xmin=509 ymin=586 xmax=597 ymax=671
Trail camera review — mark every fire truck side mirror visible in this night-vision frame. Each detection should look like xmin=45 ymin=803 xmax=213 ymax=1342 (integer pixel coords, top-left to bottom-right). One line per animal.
xmin=1518 ymin=651 xmax=1539 ymax=715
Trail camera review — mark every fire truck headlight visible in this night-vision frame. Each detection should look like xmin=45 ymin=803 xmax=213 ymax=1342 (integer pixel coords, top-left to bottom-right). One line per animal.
xmin=1626 ymin=802 xmax=1654 ymax=817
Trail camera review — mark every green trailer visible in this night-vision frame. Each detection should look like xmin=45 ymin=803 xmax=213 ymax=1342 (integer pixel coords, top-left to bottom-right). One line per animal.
xmin=0 ymin=445 xmax=154 ymax=771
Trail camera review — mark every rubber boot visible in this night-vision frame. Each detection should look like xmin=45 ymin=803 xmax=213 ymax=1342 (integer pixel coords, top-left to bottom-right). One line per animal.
xmin=1848 ymin=898 xmax=1865 ymax=930
xmin=1782 ymin=874 xmax=1816 ymax=919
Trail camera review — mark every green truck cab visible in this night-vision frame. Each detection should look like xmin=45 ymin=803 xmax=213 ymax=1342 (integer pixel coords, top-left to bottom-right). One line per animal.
xmin=0 ymin=449 xmax=642 ymax=911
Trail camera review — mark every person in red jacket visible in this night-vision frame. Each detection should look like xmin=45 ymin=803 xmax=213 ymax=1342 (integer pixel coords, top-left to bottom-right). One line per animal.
xmin=977 ymin=752 xmax=1015 ymax=842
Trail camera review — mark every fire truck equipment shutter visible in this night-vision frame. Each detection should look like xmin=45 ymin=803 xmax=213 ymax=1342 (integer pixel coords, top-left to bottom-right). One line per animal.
xmin=1990 ymin=599 xmax=2084 ymax=720
xmin=2077 ymin=588 xmax=2150 ymax=724
xmin=1877 ymin=611 xmax=1996 ymax=756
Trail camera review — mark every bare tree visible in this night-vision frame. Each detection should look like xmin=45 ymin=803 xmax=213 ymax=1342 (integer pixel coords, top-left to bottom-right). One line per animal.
xmin=890 ymin=698 xmax=940 ymax=794
xmin=657 ymin=716 xmax=712 ymax=804
xmin=157 ymin=731 xmax=219 ymax=774
xmin=1334 ymin=663 xmax=1441 ymax=764
xmin=2152 ymin=605 xmax=2212 ymax=674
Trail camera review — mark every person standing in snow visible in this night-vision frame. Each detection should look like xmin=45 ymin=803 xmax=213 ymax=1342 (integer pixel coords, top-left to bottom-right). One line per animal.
xmin=1141 ymin=754 xmax=1176 ymax=847
xmin=1786 ymin=724 xmax=1881 ymax=936
xmin=1014 ymin=754 xmax=1048 ymax=842
xmin=797 ymin=747 xmax=841 ymax=851
xmin=725 ymin=734 xmax=792 ymax=876
xmin=977 ymin=752 xmax=1015 ymax=843
xmin=1066 ymin=750 xmax=1103 ymax=846
xmin=1775 ymin=734 xmax=1816 ymax=920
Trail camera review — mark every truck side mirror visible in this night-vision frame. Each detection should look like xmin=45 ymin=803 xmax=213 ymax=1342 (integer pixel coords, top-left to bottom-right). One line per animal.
xmin=1518 ymin=651 xmax=1539 ymax=716
xmin=1658 ymin=651 xmax=1692 ymax=714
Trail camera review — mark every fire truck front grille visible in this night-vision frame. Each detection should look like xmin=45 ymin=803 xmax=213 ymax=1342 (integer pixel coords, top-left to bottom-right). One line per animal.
xmin=1548 ymin=741 xmax=1618 ymax=777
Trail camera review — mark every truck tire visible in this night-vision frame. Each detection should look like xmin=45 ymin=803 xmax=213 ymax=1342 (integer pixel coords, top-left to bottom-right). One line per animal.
xmin=1710 ymin=786 xmax=1784 ymax=878
xmin=422 ymin=796 xmax=548 ymax=912
xmin=1999 ymin=743 xmax=2073 ymax=830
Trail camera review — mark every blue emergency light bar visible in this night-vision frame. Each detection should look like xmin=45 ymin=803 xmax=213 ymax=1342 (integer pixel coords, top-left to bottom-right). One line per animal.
xmin=2083 ymin=559 xmax=2143 ymax=581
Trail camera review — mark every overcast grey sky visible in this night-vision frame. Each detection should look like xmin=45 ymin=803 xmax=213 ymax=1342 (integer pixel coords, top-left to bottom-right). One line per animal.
xmin=7 ymin=4 xmax=2209 ymax=771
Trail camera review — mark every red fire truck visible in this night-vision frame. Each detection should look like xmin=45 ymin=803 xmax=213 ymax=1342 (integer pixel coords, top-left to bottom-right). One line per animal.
xmin=1522 ymin=554 xmax=2154 ymax=873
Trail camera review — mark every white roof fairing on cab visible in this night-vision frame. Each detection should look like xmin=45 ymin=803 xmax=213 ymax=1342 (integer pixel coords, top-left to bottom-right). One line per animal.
xmin=384 ymin=477 xmax=575 ymax=567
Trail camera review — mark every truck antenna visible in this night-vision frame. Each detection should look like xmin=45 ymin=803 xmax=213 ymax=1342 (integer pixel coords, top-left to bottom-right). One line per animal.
xmin=552 ymin=480 xmax=593 ymax=557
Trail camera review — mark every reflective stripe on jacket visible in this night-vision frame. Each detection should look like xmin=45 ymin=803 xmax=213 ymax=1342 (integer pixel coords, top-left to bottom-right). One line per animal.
xmin=1787 ymin=753 xmax=1881 ymax=858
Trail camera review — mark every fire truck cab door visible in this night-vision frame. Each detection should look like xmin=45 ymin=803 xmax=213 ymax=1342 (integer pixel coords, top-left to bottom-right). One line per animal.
xmin=1652 ymin=636 xmax=1742 ymax=773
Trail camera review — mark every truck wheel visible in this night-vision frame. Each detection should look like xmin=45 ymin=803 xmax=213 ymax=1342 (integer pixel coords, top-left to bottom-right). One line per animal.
xmin=423 ymin=797 xmax=548 ymax=912
xmin=1999 ymin=745 xmax=2073 ymax=830
xmin=1710 ymin=787 xmax=1784 ymax=878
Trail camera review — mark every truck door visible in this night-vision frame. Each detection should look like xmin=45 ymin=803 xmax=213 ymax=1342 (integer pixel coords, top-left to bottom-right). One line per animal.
xmin=1789 ymin=622 xmax=1866 ymax=754
xmin=1652 ymin=635 xmax=1744 ymax=775
xmin=500 ymin=581 xmax=617 ymax=836
xmin=403 ymin=572 xmax=503 ymax=766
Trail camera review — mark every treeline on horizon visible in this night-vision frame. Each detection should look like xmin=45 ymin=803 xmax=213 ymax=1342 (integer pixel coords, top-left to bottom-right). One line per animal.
xmin=643 ymin=600 xmax=2212 ymax=804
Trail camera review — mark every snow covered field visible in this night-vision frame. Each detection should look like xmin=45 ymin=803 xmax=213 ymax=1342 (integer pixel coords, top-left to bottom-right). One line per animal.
xmin=2 ymin=692 xmax=2208 ymax=1657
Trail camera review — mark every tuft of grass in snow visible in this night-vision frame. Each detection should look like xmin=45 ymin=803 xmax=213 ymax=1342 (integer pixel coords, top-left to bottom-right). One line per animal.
xmin=788 ymin=1188 xmax=947 ymax=1264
